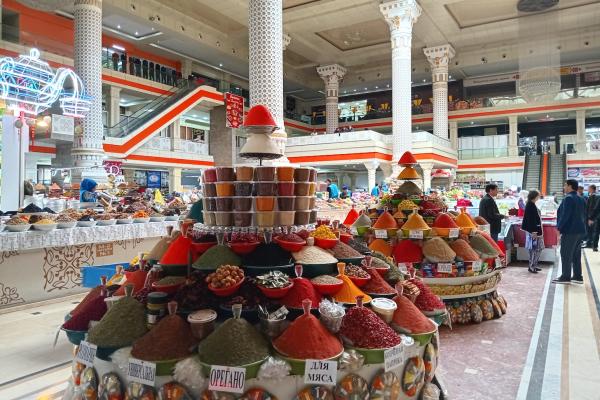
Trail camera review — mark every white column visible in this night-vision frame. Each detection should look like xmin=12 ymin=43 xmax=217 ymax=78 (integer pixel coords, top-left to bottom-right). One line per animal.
xmin=181 ymin=59 xmax=193 ymax=78
xmin=508 ymin=115 xmax=519 ymax=156
xmin=72 ymin=0 xmax=105 ymax=183
xmin=249 ymin=0 xmax=285 ymax=157
xmin=379 ymin=162 xmax=393 ymax=179
xmin=449 ymin=120 xmax=458 ymax=150
xmin=420 ymin=162 xmax=434 ymax=193
xmin=424 ymin=44 xmax=454 ymax=139
xmin=317 ymin=64 xmax=347 ymax=135
xmin=364 ymin=161 xmax=380 ymax=192
xmin=576 ymin=109 xmax=587 ymax=153
xmin=104 ymin=86 xmax=121 ymax=127
xmin=380 ymin=0 xmax=421 ymax=171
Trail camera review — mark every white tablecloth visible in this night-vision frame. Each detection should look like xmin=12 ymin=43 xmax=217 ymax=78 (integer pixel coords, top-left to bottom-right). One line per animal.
xmin=0 ymin=221 xmax=177 ymax=252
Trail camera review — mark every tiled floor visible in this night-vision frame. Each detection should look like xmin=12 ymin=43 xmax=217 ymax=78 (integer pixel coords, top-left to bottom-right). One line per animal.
xmin=0 ymin=250 xmax=598 ymax=400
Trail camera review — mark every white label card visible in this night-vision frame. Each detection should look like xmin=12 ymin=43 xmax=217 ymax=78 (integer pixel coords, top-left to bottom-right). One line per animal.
xmin=409 ymin=230 xmax=423 ymax=239
xmin=127 ymin=358 xmax=156 ymax=386
xmin=437 ymin=263 xmax=453 ymax=274
xmin=384 ymin=345 xmax=404 ymax=372
xmin=75 ymin=341 xmax=96 ymax=367
xmin=397 ymin=263 xmax=409 ymax=274
xmin=208 ymin=366 xmax=246 ymax=394
xmin=304 ymin=360 xmax=338 ymax=386
xmin=374 ymin=229 xmax=388 ymax=239
xmin=449 ymin=228 xmax=460 ymax=238
xmin=495 ymin=258 xmax=502 ymax=268
xmin=472 ymin=260 xmax=482 ymax=272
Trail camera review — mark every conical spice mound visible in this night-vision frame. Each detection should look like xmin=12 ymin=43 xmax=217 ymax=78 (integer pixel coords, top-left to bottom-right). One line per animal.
xmin=373 ymin=210 xmax=398 ymax=229
xmin=402 ymin=211 xmax=430 ymax=230
xmin=398 ymin=166 xmax=421 ymax=180
xmin=333 ymin=263 xmax=372 ymax=304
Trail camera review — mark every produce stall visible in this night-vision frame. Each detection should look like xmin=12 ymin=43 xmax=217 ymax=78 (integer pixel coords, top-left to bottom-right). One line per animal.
xmin=502 ymin=217 xmax=560 ymax=264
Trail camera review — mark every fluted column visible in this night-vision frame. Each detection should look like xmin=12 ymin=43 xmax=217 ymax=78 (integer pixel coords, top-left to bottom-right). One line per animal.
xmin=380 ymin=0 xmax=421 ymax=172
xmin=508 ymin=115 xmax=519 ymax=156
xmin=424 ymin=44 xmax=455 ymax=139
xmin=72 ymin=0 xmax=105 ymax=182
xmin=364 ymin=161 xmax=380 ymax=193
xmin=576 ymin=109 xmax=587 ymax=153
xmin=449 ymin=120 xmax=458 ymax=150
xmin=317 ymin=64 xmax=347 ymax=135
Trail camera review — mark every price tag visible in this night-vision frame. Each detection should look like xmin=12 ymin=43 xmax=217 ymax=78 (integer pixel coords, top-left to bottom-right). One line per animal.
xmin=449 ymin=228 xmax=460 ymax=238
xmin=350 ymin=227 xmax=358 ymax=235
xmin=384 ymin=345 xmax=404 ymax=372
xmin=472 ymin=260 xmax=482 ymax=272
xmin=208 ymin=365 xmax=246 ymax=394
xmin=397 ymin=263 xmax=409 ymax=274
xmin=495 ymin=258 xmax=502 ymax=269
xmin=437 ymin=263 xmax=453 ymax=274
xmin=409 ymin=230 xmax=423 ymax=239
xmin=75 ymin=341 xmax=97 ymax=367
xmin=374 ymin=229 xmax=388 ymax=239
xmin=304 ymin=360 xmax=337 ymax=386
xmin=127 ymin=358 xmax=156 ymax=387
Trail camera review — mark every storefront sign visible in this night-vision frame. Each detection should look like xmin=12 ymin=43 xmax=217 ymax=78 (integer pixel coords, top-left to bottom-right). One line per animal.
xmin=568 ymin=167 xmax=600 ymax=190
xmin=208 ymin=366 xmax=246 ymax=394
xmin=103 ymin=161 xmax=123 ymax=176
xmin=304 ymin=360 xmax=337 ymax=385
xmin=127 ymin=358 xmax=156 ymax=386
xmin=384 ymin=345 xmax=404 ymax=372
xmin=75 ymin=341 xmax=97 ymax=366
xmin=225 ymin=93 xmax=244 ymax=128
xmin=146 ymin=171 xmax=162 ymax=189
xmin=374 ymin=229 xmax=388 ymax=239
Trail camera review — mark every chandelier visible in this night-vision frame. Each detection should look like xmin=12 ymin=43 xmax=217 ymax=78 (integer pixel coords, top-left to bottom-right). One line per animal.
xmin=518 ymin=66 xmax=561 ymax=103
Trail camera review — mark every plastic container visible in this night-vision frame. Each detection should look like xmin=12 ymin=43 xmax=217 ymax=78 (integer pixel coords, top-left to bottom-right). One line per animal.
xmin=203 ymin=168 xmax=217 ymax=183
xmin=277 ymin=166 xmax=295 ymax=181
xmin=256 ymin=211 xmax=275 ymax=227
xmin=234 ymin=182 xmax=253 ymax=196
xmin=309 ymin=210 xmax=318 ymax=224
xmin=216 ymin=197 xmax=233 ymax=211
xmin=277 ymin=182 xmax=295 ymax=196
xmin=255 ymin=166 xmax=276 ymax=181
xmin=255 ymin=196 xmax=275 ymax=211
xmin=277 ymin=197 xmax=295 ymax=211
xmin=255 ymin=182 xmax=277 ymax=196
xmin=295 ymin=183 xmax=310 ymax=196
xmin=295 ymin=210 xmax=311 ymax=225
xmin=233 ymin=197 xmax=252 ymax=212
xmin=235 ymin=166 xmax=254 ymax=181
xmin=370 ymin=297 xmax=397 ymax=323
xmin=277 ymin=211 xmax=296 ymax=226
xmin=309 ymin=168 xmax=317 ymax=182
xmin=188 ymin=309 xmax=217 ymax=340
xmin=234 ymin=212 xmax=253 ymax=227
xmin=203 ymin=211 xmax=216 ymax=225
xmin=294 ymin=168 xmax=311 ymax=182
xmin=216 ymin=167 xmax=235 ymax=181
xmin=214 ymin=212 xmax=233 ymax=226
xmin=203 ymin=198 xmax=217 ymax=212
xmin=215 ymin=182 xmax=234 ymax=196
xmin=309 ymin=182 xmax=317 ymax=195
xmin=295 ymin=196 xmax=311 ymax=211
xmin=203 ymin=183 xmax=217 ymax=197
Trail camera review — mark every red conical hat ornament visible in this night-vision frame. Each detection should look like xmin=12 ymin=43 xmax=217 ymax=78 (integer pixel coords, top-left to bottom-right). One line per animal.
xmin=244 ymin=105 xmax=277 ymax=128
xmin=398 ymin=151 xmax=418 ymax=166
xmin=343 ymin=206 xmax=360 ymax=226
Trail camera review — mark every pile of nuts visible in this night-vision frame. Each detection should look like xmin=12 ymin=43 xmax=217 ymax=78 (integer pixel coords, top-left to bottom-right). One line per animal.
xmin=206 ymin=265 xmax=244 ymax=288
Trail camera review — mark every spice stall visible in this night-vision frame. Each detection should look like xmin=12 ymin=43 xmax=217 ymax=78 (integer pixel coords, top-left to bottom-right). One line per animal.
xmin=59 ymin=107 xmax=447 ymax=400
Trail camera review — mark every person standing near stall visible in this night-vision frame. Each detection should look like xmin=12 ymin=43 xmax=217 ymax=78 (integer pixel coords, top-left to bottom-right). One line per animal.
xmin=479 ymin=183 xmax=506 ymax=242
xmin=326 ymin=179 xmax=339 ymax=200
xmin=80 ymin=178 xmax=98 ymax=203
xmin=587 ymin=184 xmax=599 ymax=251
xmin=521 ymin=190 xmax=544 ymax=273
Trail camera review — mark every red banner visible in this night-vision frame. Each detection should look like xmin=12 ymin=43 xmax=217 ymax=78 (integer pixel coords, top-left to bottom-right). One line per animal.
xmin=103 ymin=160 xmax=123 ymax=176
xmin=225 ymin=93 xmax=244 ymax=128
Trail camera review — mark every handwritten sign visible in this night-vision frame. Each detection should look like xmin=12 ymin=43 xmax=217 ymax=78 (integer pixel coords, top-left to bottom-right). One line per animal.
xmin=449 ymin=228 xmax=459 ymax=238
xmin=304 ymin=360 xmax=337 ymax=386
xmin=127 ymin=358 xmax=156 ymax=386
xmin=472 ymin=260 xmax=482 ymax=272
xmin=437 ymin=263 xmax=453 ymax=274
xmin=409 ymin=230 xmax=423 ymax=239
xmin=374 ymin=229 xmax=388 ymax=239
xmin=75 ymin=341 xmax=96 ymax=366
xmin=208 ymin=366 xmax=246 ymax=394
xmin=384 ymin=345 xmax=404 ymax=372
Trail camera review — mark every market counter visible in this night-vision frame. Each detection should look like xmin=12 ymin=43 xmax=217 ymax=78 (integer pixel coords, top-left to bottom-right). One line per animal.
xmin=502 ymin=218 xmax=559 ymax=263
xmin=0 ymin=222 xmax=177 ymax=309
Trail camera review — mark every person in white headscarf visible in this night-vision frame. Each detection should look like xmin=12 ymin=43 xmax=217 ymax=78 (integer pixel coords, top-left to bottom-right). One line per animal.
xmin=518 ymin=190 xmax=528 ymax=217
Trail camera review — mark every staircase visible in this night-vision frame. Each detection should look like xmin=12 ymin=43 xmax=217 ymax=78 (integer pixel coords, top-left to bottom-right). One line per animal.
xmin=522 ymin=154 xmax=542 ymax=191
xmin=548 ymin=153 xmax=567 ymax=201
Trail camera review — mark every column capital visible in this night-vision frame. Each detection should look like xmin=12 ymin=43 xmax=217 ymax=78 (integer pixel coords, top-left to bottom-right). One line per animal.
xmin=423 ymin=44 xmax=455 ymax=69
xmin=283 ymin=32 xmax=291 ymax=51
xmin=74 ymin=0 xmax=102 ymax=9
xmin=380 ymin=0 xmax=422 ymax=32
xmin=363 ymin=160 xmax=380 ymax=171
xmin=317 ymin=64 xmax=347 ymax=85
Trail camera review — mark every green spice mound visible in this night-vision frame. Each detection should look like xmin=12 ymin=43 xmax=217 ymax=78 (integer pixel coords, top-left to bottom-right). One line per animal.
xmin=193 ymin=245 xmax=241 ymax=270
xmin=198 ymin=317 xmax=269 ymax=366
xmin=88 ymin=296 xmax=147 ymax=348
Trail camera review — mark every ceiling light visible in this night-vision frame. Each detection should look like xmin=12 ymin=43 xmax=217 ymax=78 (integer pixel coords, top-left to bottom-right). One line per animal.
xmin=192 ymin=114 xmax=197 ymax=117
xmin=203 ymin=116 xmax=208 ymax=120
xmin=423 ymin=79 xmax=426 ymax=82
xmin=135 ymin=31 xmax=139 ymax=36
xmin=117 ymin=25 xmax=121 ymax=29
xmin=386 ymin=84 xmax=390 ymax=88
xmin=375 ymin=86 xmax=378 ymax=89
xmin=353 ymin=89 xmax=357 ymax=92
xmin=151 ymin=27 xmax=155 ymax=31
xmin=364 ymin=87 xmax=367 ymax=90
xmin=470 ymin=121 xmax=474 ymax=125
xmin=449 ymin=75 xmax=452 ymax=79
xmin=343 ymin=90 xmax=347 ymax=94
xmin=112 ymin=44 xmax=125 ymax=51
xmin=546 ymin=114 xmax=549 ymax=118
xmin=219 ymin=63 xmax=223 ymax=67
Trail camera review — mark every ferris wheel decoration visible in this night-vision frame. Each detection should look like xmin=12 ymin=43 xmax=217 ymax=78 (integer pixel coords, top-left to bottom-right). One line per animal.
xmin=0 ymin=48 xmax=91 ymax=117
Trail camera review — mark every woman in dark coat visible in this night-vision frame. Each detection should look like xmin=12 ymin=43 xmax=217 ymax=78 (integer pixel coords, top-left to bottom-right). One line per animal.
xmin=521 ymin=190 xmax=544 ymax=273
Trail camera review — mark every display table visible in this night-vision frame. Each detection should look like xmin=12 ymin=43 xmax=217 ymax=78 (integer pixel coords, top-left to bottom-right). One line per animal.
xmin=0 ymin=222 xmax=177 ymax=309
xmin=503 ymin=218 xmax=559 ymax=263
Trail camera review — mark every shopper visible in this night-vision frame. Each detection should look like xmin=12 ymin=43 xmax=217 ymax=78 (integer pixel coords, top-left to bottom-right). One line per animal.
xmin=517 ymin=190 xmax=528 ymax=217
xmin=371 ymin=184 xmax=381 ymax=197
xmin=587 ymin=184 xmax=599 ymax=251
xmin=326 ymin=179 xmax=339 ymax=200
xmin=120 ymin=53 xmax=127 ymax=73
xmin=521 ymin=190 xmax=544 ymax=273
xmin=479 ymin=183 xmax=506 ymax=242
xmin=553 ymin=179 xmax=587 ymax=284
xmin=340 ymin=185 xmax=350 ymax=199
xmin=80 ymin=178 xmax=98 ymax=203
xmin=111 ymin=52 xmax=119 ymax=71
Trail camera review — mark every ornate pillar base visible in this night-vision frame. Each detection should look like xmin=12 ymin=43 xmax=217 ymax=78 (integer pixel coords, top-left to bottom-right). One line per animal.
xmin=71 ymin=147 xmax=106 ymax=183
xmin=420 ymin=162 xmax=434 ymax=193
xmin=364 ymin=161 xmax=380 ymax=193
xmin=317 ymin=64 xmax=347 ymax=135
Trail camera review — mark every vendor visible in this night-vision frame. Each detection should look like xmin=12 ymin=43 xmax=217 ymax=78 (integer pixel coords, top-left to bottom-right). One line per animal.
xmin=186 ymin=183 xmax=204 ymax=223
xmin=326 ymin=179 xmax=339 ymax=200
xmin=340 ymin=185 xmax=351 ymax=199
xmin=79 ymin=178 xmax=98 ymax=203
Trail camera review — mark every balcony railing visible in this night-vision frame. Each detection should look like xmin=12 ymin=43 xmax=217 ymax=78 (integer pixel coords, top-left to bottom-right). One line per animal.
xmin=140 ymin=137 xmax=208 ymax=155
xmin=413 ymin=131 xmax=452 ymax=149
xmin=287 ymin=130 xmax=390 ymax=146
xmin=458 ymin=148 xmax=509 ymax=160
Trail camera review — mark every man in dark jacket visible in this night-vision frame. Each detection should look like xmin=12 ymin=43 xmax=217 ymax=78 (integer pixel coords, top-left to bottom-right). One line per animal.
xmin=554 ymin=179 xmax=587 ymax=284
xmin=479 ymin=183 xmax=505 ymax=241
xmin=587 ymin=184 xmax=600 ymax=251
